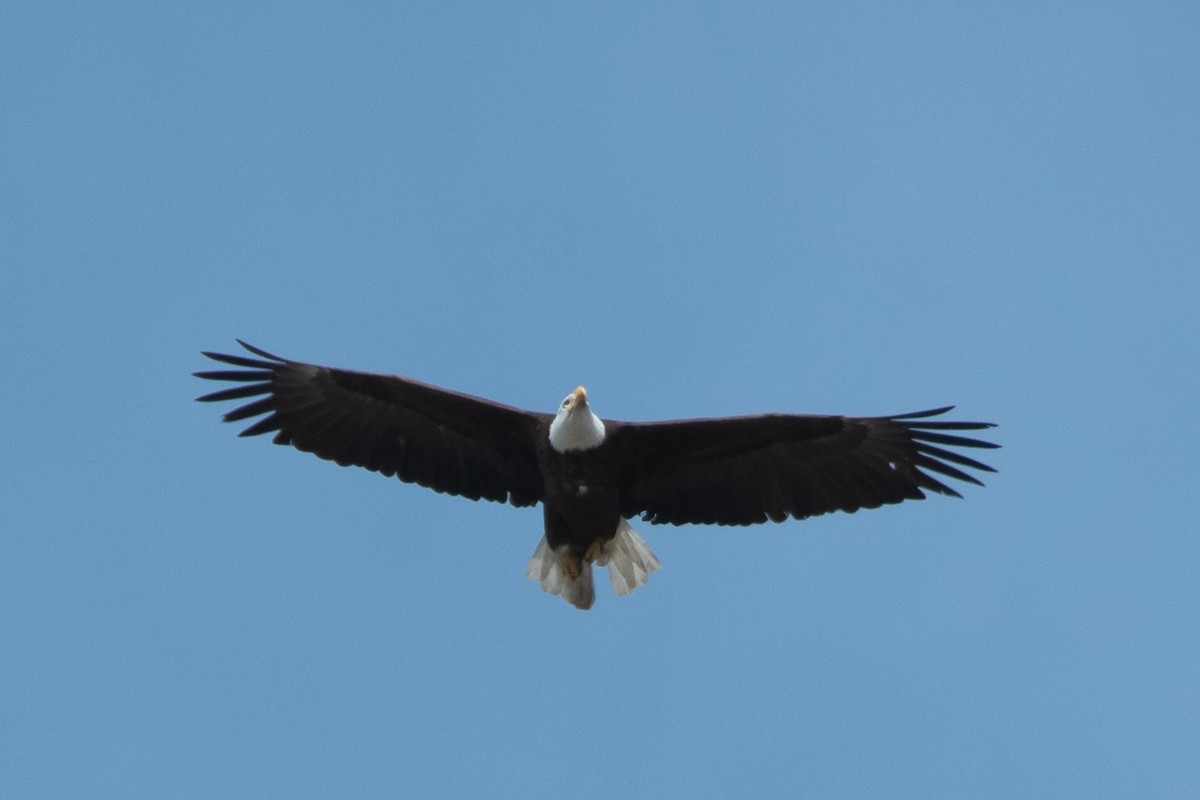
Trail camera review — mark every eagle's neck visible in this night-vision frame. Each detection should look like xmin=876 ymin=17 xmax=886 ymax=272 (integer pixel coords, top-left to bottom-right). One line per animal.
xmin=549 ymin=406 xmax=606 ymax=452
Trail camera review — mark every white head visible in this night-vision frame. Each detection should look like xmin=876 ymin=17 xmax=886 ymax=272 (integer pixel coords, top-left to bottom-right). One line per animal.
xmin=548 ymin=386 xmax=607 ymax=452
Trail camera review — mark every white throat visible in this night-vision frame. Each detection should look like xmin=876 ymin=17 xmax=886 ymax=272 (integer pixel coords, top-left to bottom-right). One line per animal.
xmin=549 ymin=399 xmax=606 ymax=452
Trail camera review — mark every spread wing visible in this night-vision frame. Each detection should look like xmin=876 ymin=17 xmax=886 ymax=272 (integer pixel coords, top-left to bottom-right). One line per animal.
xmin=195 ymin=341 xmax=546 ymax=507
xmin=610 ymin=407 xmax=997 ymax=525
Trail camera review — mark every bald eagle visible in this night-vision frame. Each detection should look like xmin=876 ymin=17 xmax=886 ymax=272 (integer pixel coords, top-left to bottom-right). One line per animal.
xmin=195 ymin=341 xmax=998 ymax=610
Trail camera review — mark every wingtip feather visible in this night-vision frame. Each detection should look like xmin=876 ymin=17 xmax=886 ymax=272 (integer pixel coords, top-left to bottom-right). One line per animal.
xmin=236 ymin=339 xmax=288 ymax=362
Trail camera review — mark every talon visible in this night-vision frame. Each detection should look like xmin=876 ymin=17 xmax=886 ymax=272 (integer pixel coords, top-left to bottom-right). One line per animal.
xmin=584 ymin=539 xmax=605 ymax=564
xmin=561 ymin=550 xmax=583 ymax=580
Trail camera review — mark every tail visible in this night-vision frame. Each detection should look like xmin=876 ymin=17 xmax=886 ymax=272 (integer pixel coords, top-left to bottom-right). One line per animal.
xmin=592 ymin=519 xmax=661 ymax=597
xmin=525 ymin=537 xmax=596 ymax=610
xmin=525 ymin=520 xmax=661 ymax=610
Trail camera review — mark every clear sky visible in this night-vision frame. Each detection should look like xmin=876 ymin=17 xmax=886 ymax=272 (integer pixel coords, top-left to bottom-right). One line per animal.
xmin=3 ymin=2 xmax=1197 ymax=798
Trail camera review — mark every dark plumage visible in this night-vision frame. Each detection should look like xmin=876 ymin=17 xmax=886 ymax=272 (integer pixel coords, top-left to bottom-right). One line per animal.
xmin=196 ymin=341 xmax=998 ymax=609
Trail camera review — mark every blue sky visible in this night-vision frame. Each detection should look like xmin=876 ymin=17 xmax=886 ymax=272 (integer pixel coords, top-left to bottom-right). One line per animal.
xmin=3 ymin=2 xmax=1197 ymax=797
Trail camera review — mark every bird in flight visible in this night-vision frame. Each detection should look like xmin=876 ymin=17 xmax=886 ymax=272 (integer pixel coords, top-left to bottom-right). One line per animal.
xmin=196 ymin=341 xmax=998 ymax=610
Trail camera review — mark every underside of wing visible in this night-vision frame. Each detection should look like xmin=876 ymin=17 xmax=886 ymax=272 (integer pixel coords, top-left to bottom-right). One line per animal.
xmin=612 ymin=407 xmax=998 ymax=525
xmin=195 ymin=341 xmax=546 ymax=507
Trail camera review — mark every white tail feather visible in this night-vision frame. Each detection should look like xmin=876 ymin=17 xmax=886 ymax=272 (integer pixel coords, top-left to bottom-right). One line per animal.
xmin=525 ymin=520 xmax=660 ymax=609
xmin=594 ymin=519 xmax=661 ymax=597
xmin=525 ymin=537 xmax=595 ymax=610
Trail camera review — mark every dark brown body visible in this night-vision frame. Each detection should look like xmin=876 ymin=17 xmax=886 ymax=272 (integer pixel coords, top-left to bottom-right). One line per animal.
xmin=536 ymin=432 xmax=623 ymax=559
